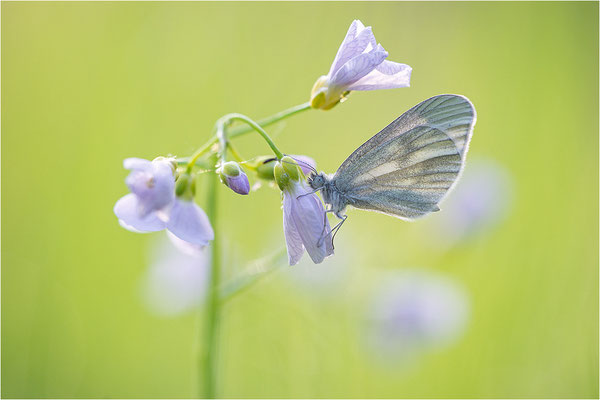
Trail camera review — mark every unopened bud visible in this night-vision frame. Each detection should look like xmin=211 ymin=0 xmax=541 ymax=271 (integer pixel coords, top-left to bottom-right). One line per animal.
xmin=175 ymin=173 xmax=194 ymax=200
xmin=217 ymin=161 xmax=250 ymax=195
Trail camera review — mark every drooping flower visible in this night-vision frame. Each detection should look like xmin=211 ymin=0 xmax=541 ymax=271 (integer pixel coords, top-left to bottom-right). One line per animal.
xmin=274 ymin=156 xmax=333 ymax=265
xmin=365 ymin=270 xmax=470 ymax=362
xmin=217 ymin=161 xmax=251 ymax=195
xmin=114 ymin=157 xmax=214 ymax=246
xmin=311 ymin=20 xmax=412 ymax=110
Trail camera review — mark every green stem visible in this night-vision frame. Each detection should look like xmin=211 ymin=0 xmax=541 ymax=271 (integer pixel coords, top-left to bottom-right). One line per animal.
xmin=219 ymin=113 xmax=284 ymax=159
xmin=228 ymin=101 xmax=311 ymax=139
xmin=201 ymin=175 xmax=221 ymax=398
xmin=183 ymin=102 xmax=311 ymax=170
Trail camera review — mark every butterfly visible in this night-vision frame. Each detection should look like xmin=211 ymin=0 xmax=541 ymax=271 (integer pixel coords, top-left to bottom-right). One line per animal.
xmin=306 ymin=94 xmax=477 ymax=239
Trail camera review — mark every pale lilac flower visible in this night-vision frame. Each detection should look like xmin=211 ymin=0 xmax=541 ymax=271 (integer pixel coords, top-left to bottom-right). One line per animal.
xmin=365 ymin=270 xmax=470 ymax=361
xmin=283 ymin=181 xmax=334 ymax=265
xmin=217 ymin=161 xmax=250 ymax=195
xmin=274 ymin=156 xmax=333 ymax=265
xmin=114 ymin=157 xmax=214 ymax=246
xmin=311 ymin=20 xmax=412 ymax=110
xmin=124 ymin=157 xmax=175 ymax=217
xmin=141 ymin=235 xmax=208 ymax=316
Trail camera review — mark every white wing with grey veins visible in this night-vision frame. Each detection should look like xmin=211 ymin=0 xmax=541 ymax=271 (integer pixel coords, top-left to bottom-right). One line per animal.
xmin=332 ymin=95 xmax=477 ymax=220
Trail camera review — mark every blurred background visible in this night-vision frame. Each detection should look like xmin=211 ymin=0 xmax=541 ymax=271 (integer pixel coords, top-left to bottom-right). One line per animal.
xmin=2 ymin=2 xmax=598 ymax=398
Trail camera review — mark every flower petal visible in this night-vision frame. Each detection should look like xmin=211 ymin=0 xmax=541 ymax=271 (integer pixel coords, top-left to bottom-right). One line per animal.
xmin=125 ymin=159 xmax=175 ymax=217
xmin=114 ymin=194 xmax=166 ymax=232
xmin=283 ymin=193 xmax=305 ymax=266
xmin=124 ymin=158 xmax=152 ymax=170
xmin=166 ymin=231 xmax=207 ymax=256
xmin=330 ymin=46 xmax=388 ymax=88
xmin=347 ymin=60 xmax=412 ymax=91
xmin=166 ymin=199 xmax=214 ymax=246
xmin=227 ymin=172 xmax=251 ymax=195
xmin=328 ymin=20 xmax=376 ymax=77
xmin=288 ymin=184 xmax=333 ymax=264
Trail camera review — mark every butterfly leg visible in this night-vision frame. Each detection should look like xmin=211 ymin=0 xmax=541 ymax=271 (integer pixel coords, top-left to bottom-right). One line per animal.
xmin=317 ymin=209 xmax=336 ymax=247
xmin=296 ymin=189 xmax=320 ymax=200
xmin=330 ymin=214 xmax=348 ymax=249
xmin=317 ymin=212 xmax=347 ymax=249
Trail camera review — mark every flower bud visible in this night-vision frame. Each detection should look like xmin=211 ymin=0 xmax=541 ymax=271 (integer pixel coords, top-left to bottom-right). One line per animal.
xmin=217 ymin=161 xmax=250 ymax=195
xmin=175 ymin=173 xmax=195 ymax=200
xmin=253 ymin=156 xmax=277 ymax=181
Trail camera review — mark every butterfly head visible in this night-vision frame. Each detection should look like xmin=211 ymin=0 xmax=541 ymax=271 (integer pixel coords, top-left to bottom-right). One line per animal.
xmin=307 ymin=172 xmax=329 ymax=190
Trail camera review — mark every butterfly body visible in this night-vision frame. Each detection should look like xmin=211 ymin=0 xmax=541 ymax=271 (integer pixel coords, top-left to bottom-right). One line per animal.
xmin=308 ymin=94 xmax=477 ymax=226
xmin=308 ymin=172 xmax=347 ymax=219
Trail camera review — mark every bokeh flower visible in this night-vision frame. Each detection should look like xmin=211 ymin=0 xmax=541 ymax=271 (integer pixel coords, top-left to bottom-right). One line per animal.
xmin=430 ymin=158 xmax=513 ymax=247
xmin=365 ymin=270 xmax=470 ymax=362
xmin=217 ymin=161 xmax=250 ymax=195
xmin=311 ymin=19 xmax=412 ymax=110
xmin=114 ymin=157 xmax=214 ymax=246
xmin=141 ymin=234 xmax=209 ymax=316
xmin=274 ymin=156 xmax=333 ymax=265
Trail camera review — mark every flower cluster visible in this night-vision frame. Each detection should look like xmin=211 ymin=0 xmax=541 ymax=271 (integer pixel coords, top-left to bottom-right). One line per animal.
xmin=114 ymin=19 xmax=411 ymax=265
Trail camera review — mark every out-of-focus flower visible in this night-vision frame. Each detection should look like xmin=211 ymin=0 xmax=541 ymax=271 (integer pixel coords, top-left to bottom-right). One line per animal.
xmin=432 ymin=158 xmax=513 ymax=246
xmin=274 ymin=156 xmax=333 ymax=265
xmin=311 ymin=20 xmax=412 ymax=110
xmin=114 ymin=157 xmax=214 ymax=246
xmin=217 ymin=161 xmax=250 ymax=195
xmin=365 ymin=270 xmax=470 ymax=362
xmin=142 ymin=234 xmax=209 ymax=316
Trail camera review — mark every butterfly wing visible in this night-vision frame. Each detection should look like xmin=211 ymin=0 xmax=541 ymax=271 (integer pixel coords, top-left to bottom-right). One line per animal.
xmin=335 ymin=95 xmax=475 ymax=181
xmin=334 ymin=125 xmax=463 ymax=219
xmin=332 ymin=94 xmax=476 ymax=220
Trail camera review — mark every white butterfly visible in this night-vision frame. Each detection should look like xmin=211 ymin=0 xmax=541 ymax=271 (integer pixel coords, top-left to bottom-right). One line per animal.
xmin=307 ymin=94 xmax=477 ymax=238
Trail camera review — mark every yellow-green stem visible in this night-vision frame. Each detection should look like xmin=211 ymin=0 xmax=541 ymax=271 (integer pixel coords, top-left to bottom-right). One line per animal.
xmin=184 ymin=102 xmax=310 ymax=171
xmin=201 ymin=175 xmax=221 ymax=398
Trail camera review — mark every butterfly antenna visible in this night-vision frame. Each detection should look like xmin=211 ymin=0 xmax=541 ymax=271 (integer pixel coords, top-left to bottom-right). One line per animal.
xmin=281 ymin=156 xmax=317 ymax=174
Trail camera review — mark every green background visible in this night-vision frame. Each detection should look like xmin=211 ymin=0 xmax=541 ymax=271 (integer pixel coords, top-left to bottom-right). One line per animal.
xmin=2 ymin=1 xmax=598 ymax=398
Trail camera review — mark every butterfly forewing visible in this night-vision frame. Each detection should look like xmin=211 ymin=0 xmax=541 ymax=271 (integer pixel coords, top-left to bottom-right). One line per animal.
xmin=335 ymin=95 xmax=475 ymax=180
xmin=334 ymin=125 xmax=463 ymax=220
